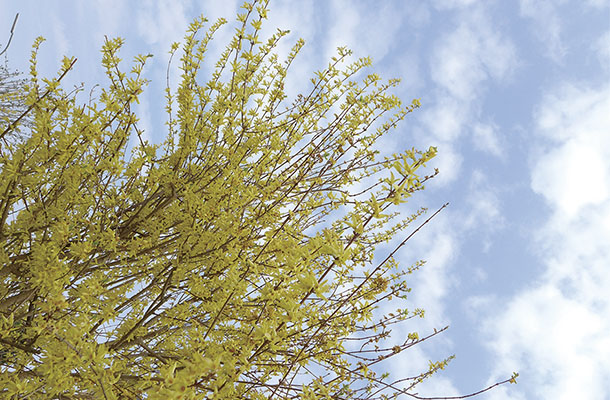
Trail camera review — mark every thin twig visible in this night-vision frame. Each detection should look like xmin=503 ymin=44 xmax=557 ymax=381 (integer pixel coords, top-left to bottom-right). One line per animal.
xmin=408 ymin=376 xmax=517 ymax=399
xmin=0 ymin=13 xmax=19 ymax=57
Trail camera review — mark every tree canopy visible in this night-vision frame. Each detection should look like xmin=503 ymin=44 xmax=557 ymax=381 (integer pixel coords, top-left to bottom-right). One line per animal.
xmin=1 ymin=19 xmax=31 ymax=145
xmin=0 ymin=2 xmax=517 ymax=399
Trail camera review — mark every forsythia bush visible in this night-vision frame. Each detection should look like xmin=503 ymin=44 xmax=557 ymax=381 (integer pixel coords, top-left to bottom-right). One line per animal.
xmin=0 ymin=1 xmax=516 ymax=399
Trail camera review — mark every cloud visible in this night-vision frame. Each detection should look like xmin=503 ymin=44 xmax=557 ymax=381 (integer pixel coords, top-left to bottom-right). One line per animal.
xmin=261 ymin=1 xmax=318 ymax=100
xmin=420 ymin=97 xmax=466 ymax=142
xmin=389 ymin=209 xmax=460 ymax=334
xmin=483 ymin=385 xmax=527 ymax=400
xmin=532 ymin=137 xmax=609 ymax=217
xmin=380 ymin=211 xmax=460 ymax=395
xmin=587 ymin=0 xmax=610 ymax=7
xmin=430 ymin=10 xmax=516 ymax=102
xmin=482 ymin=82 xmax=610 ymax=399
xmin=486 ymin=285 xmax=610 ymax=399
xmin=194 ymin=0 xmax=238 ymax=23
xmin=323 ymin=1 xmax=360 ymax=62
xmin=409 ymin=225 xmax=459 ymax=328
xmin=433 ymin=0 xmax=480 ymax=10
xmin=383 ymin=345 xmax=461 ymax=398
xmin=593 ymin=30 xmax=610 ymax=70
xmin=403 ymin=2 xmax=431 ymax=28
xmin=50 ymin=14 xmax=69 ymax=59
xmin=464 ymin=170 xmax=504 ymax=234
xmin=430 ymin=142 xmax=463 ymax=186
xmin=324 ymin=1 xmax=404 ymax=63
xmin=419 ymin=5 xmax=516 ymax=184
xmin=91 ymin=0 xmax=128 ymax=40
xmin=136 ymin=0 xmax=190 ymax=49
xmin=531 ymin=83 xmax=610 ymax=218
xmin=134 ymin=96 xmax=153 ymax=143
xmin=519 ymin=0 xmax=566 ymax=61
xmin=471 ymin=122 xmax=503 ymax=157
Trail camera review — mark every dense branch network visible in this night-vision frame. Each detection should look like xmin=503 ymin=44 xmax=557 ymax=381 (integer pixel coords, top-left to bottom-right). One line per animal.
xmin=0 ymin=2 xmax=517 ymax=399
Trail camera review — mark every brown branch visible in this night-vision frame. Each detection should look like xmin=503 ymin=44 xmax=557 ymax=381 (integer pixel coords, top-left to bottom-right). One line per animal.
xmin=408 ymin=375 xmax=517 ymax=400
xmin=0 ymin=57 xmax=78 ymax=140
xmin=0 ymin=288 xmax=36 ymax=313
xmin=0 ymin=13 xmax=18 ymax=57
xmin=268 ymin=203 xmax=449 ymax=398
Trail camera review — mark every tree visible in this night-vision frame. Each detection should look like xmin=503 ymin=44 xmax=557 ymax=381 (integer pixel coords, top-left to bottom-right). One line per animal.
xmin=0 ymin=61 xmax=32 ymax=144
xmin=0 ymin=2 xmax=517 ymax=399
xmin=1 ymin=13 xmax=31 ymax=144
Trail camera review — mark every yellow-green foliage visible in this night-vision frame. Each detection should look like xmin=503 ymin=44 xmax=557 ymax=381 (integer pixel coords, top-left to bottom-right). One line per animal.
xmin=0 ymin=2 xmax=450 ymax=399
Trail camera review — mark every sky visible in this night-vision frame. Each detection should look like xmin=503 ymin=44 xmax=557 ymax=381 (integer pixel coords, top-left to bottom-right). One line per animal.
xmin=1 ymin=1 xmax=609 ymax=399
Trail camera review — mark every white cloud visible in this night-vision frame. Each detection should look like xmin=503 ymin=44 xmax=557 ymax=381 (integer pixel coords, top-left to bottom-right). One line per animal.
xmin=263 ymin=1 xmax=316 ymax=49
xmin=535 ymin=84 xmax=610 ymax=142
xmin=431 ymin=30 xmax=485 ymax=102
xmin=519 ymin=0 xmax=566 ymax=61
xmin=394 ymin=51 xmax=424 ymax=95
xmin=370 ymin=212 xmax=459 ymax=395
xmin=483 ymin=385 xmax=527 ymax=400
xmin=324 ymin=2 xmax=359 ymax=60
xmin=385 ymin=345 xmax=461 ymax=398
xmin=472 ymin=122 xmax=503 ymax=157
xmin=463 ymin=294 xmax=494 ymax=319
xmin=136 ymin=0 xmax=190 ymax=48
xmin=532 ymin=138 xmax=609 ymax=217
xmin=420 ymin=5 xmax=516 ymax=184
xmin=433 ymin=0 xmax=480 ymax=10
xmin=413 ymin=370 xmax=462 ymax=398
xmin=396 ymin=212 xmax=459 ymax=331
xmin=195 ymin=0 xmax=238 ymax=23
xmin=92 ymin=0 xmax=127 ymax=40
xmin=531 ymin=84 xmax=610 ymax=218
xmin=403 ymin=2 xmax=431 ymax=28
xmin=593 ymin=30 xmax=610 ymax=70
xmin=486 ymin=286 xmax=610 ymax=399
xmin=464 ymin=170 xmax=504 ymax=233
xmin=431 ymin=143 xmax=464 ymax=185
xmin=430 ymin=10 xmax=516 ymax=102
xmin=134 ymin=95 xmax=153 ymax=143
xmin=421 ymin=97 xmax=466 ymax=142
xmin=322 ymin=1 xmax=405 ymax=66
xmin=410 ymin=230 xmax=458 ymax=326
xmin=50 ymin=14 xmax=69 ymax=58
xmin=262 ymin=1 xmax=318 ymax=100
xmin=482 ymin=82 xmax=610 ymax=399
xmin=587 ymin=0 xmax=610 ymax=8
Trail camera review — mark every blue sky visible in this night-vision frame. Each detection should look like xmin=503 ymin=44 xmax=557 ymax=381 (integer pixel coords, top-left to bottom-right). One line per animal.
xmin=1 ymin=1 xmax=609 ymax=398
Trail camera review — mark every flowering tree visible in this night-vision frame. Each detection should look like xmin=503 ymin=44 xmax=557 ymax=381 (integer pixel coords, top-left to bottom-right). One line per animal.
xmin=1 ymin=17 xmax=31 ymax=145
xmin=0 ymin=2 xmax=517 ymax=399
